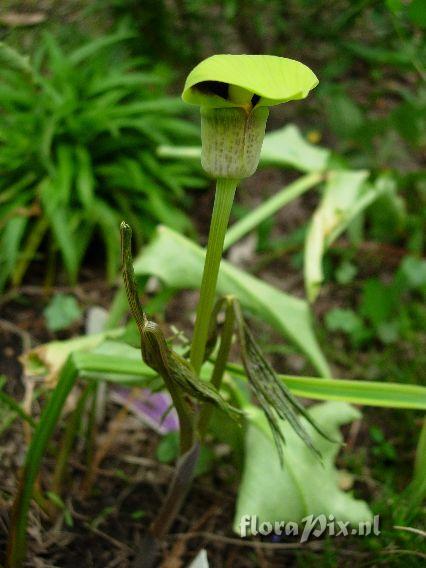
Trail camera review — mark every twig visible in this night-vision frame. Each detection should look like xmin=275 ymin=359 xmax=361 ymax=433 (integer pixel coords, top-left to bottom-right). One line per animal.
xmin=393 ymin=525 xmax=426 ymax=538
xmin=167 ymin=531 xmax=324 ymax=551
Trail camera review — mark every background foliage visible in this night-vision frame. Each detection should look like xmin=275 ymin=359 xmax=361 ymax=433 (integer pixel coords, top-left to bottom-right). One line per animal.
xmin=0 ymin=29 xmax=204 ymax=289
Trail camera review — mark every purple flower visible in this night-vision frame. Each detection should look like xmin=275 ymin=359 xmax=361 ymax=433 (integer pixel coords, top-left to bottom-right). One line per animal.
xmin=113 ymin=388 xmax=179 ymax=434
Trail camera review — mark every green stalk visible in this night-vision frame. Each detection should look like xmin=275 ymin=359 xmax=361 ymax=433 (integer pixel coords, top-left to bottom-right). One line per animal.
xmin=198 ymin=299 xmax=236 ymax=436
xmin=190 ymin=178 xmax=238 ymax=374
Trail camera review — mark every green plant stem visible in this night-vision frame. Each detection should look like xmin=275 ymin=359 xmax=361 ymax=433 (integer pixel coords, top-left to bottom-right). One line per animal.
xmin=190 ymin=178 xmax=238 ymax=374
xmin=224 ymin=172 xmax=323 ymax=251
xmin=198 ymin=298 xmax=236 ymax=436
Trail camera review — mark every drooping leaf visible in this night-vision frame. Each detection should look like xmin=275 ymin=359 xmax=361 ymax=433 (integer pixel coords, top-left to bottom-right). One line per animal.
xmin=304 ymin=171 xmax=388 ymax=302
xmin=133 ymin=225 xmax=330 ymax=377
xmin=232 ymin=299 xmax=334 ymax=463
xmin=234 ymin=402 xmax=372 ymax=532
xmin=182 ymin=55 xmax=318 ymax=108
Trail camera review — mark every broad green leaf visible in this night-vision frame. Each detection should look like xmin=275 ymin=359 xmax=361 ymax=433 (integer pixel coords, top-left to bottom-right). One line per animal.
xmin=260 ymin=125 xmax=330 ymax=171
xmin=133 ymin=226 xmax=330 ymax=377
xmin=182 ymin=55 xmax=318 ymax=108
xmin=234 ymin=402 xmax=372 ymax=532
xmin=304 ymin=171 xmax=387 ymax=302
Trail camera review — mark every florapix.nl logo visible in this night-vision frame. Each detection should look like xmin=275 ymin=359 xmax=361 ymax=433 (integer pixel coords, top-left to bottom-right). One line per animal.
xmin=239 ymin=514 xmax=380 ymax=543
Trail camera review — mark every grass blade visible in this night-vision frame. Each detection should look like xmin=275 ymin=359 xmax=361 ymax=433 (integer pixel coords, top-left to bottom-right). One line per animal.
xmin=6 ymin=357 xmax=79 ymax=568
xmin=0 ymin=390 xmax=36 ymax=428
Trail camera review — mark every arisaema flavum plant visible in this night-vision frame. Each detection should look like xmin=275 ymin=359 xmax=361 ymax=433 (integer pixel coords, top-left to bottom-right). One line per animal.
xmin=5 ymin=52 xmax=426 ymax=568
xmin=119 ymin=54 xmax=334 ymax=565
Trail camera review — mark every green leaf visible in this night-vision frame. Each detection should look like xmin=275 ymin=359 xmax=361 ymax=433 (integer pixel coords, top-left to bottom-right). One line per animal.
xmin=304 ymin=170 xmax=387 ymax=302
xmin=43 ymin=294 xmax=82 ymax=332
xmin=55 ymin=145 xmax=74 ymax=204
xmin=68 ymin=32 xmax=134 ymax=66
xmin=0 ymin=216 xmax=28 ymax=290
xmin=399 ymin=256 xmax=426 ymax=290
xmin=156 ymin=431 xmax=180 ymax=462
xmin=360 ymin=279 xmax=395 ymax=328
xmin=260 ymin=125 xmax=330 ymax=171
xmin=234 ymin=402 xmax=372 ymax=532
xmin=324 ymin=89 xmax=364 ymax=139
xmin=94 ymin=199 xmax=121 ymax=282
xmin=121 ymin=222 xmax=242 ymax=423
xmin=182 ymin=55 xmax=318 ymax=108
xmin=0 ymin=388 xmax=36 ymax=428
xmin=325 ymin=308 xmax=364 ymax=335
xmin=22 ymin=337 xmax=426 ymax=409
xmin=75 ymin=146 xmax=95 ymax=210
xmin=335 ymin=260 xmax=357 ymax=284
xmin=233 ymin=300 xmax=333 ymax=462
xmin=7 ymin=357 xmax=79 ymax=566
xmin=408 ymin=0 xmax=426 ymax=28
xmin=40 ymin=182 xmax=79 ymax=283
xmin=0 ymin=42 xmax=33 ymax=76
xmin=22 ymin=329 xmax=125 ymax=385
xmin=406 ymin=420 xmax=426 ymax=508
xmin=133 ymin=226 xmax=330 ymax=377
